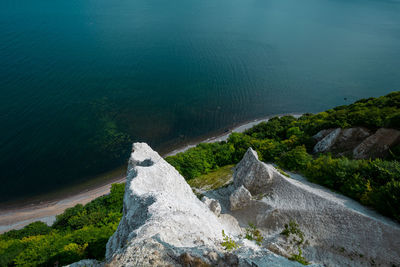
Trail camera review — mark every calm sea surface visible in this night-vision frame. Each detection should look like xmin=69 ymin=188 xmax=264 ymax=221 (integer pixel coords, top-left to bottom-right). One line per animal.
xmin=1 ymin=0 xmax=400 ymax=202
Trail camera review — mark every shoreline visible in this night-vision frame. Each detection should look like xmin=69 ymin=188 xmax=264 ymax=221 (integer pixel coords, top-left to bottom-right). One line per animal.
xmin=165 ymin=113 xmax=303 ymax=156
xmin=0 ymin=112 xmax=303 ymax=234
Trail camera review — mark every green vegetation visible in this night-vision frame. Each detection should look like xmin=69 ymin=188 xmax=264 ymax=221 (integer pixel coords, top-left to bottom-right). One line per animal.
xmin=167 ymin=92 xmax=400 ymax=221
xmin=244 ymin=223 xmax=263 ymax=246
xmin=289 ymin=248 xmax=310 ymax=266
xmin=187 ymin=165 xmax=234 ymax=190
xmin=0 ymin=183 xmax=125 ymax=266
xmin=221 ymin=230 xmax=240 ymax=251
xmin=1 ymin=91 xmax=400 ymax=266
xmin=281 ymin=220 xmax=304 ymax=245
xmin=166 ymin=142 xmax=235 ymax=179
xmin=281 ymin=220 xmax=309 ymax=265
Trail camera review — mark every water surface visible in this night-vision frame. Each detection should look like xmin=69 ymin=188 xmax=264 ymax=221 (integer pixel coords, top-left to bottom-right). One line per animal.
xmin=1 ymin=0 xmax=400 ymax=202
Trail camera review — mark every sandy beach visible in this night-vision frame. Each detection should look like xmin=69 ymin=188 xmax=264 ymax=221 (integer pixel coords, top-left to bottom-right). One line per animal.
xmin=0 ymin=175 xmax=126 ymax=234
xmin=0 ymin=113 xmax=302 ymax=234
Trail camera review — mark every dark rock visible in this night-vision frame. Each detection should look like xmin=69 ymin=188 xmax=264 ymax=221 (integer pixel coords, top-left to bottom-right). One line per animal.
xmin=353 ymin=128 xmax=400 ymax=159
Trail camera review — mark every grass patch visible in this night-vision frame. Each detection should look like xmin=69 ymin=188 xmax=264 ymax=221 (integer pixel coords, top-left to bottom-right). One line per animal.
xmin=188 ymin=165 xmax=234 ymax=190
xmin=276 ymin=166 xmax=290 ymax=177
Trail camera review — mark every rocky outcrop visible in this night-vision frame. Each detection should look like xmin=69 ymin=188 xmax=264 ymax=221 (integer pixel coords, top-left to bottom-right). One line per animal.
xmin=202 ymin=196 xmax=222 ymax=216
xmin=313 ymin=128 xmax=342 ymax=153
xmin=229 ymin=186 xmax=252 ymax=211
xmin=104 ymin=143 xmax=307 ymax=267
xmin=233 ymin=149 xmax=275 ymax=195
xmin=65 ymin=259 xmax=104 ymax=267
xmin=218 ymin=148 xmax=400 ymax=267
xmin=312 ymin=128 xmax=335 ymax=142
xmin=312 ymin=127 xmax=399 ymax=158
xmin=353 ymin=128 xmax=400 ymax=159
xmin=105 ymin=143 xmax=237 ymax=266
xmin=71 ymin=143 xmax=400 ymax=267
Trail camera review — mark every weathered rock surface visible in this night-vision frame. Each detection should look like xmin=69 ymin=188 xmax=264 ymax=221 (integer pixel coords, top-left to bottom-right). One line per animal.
xmin=220 ymin=148 xmax=400 ymax=267
xmin=70 ymin=143 xmax=400 ymax=267
xmin=104 ymin=143 xmax=307 ymax=267
xmin=353 ymin=128 xmax=400 ymax=159
xmin=106 ymin=143 xmax=236 ymax=266
xmin=312 ymin=127 xmax=399 ymax=158
xmin=312 ymin=128 xmax=335 ymax=142
xmin=313 ymin=128 xmax=342 ymax=153
xmin=229 ymin=185 xmax=252 ymax=211
xmin=65 ymin=259 xmax=104 ymax=267
xmin=202 ymin=196 xmax=222 ymax=216
xmin=233 ymin=149 xmax=275 ymax=195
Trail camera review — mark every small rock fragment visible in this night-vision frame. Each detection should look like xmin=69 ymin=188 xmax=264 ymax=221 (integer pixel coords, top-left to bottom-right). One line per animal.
xmin=202 ymin=196 xmax=222 ymax=216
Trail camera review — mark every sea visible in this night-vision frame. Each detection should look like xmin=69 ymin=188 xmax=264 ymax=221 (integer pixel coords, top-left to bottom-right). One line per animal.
xmin=1 ymin=0 xmax=400 ymax=202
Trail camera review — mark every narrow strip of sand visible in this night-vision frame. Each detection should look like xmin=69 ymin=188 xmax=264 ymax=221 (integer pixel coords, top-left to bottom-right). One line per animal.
xmin=166 ymin=113 xmax=302 ymax=156
xmin=0 ymin=113 xmax=302 ymax=234
xmin=0 ymin=177 xmax=126 ymax=234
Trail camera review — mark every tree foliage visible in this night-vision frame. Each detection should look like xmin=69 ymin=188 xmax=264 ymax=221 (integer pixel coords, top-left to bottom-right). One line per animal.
xmin=2 ymin=92 xmax=400 ymax=266
xmin=0 ymin=183 xmax=124 ymax=266
xmin=166 ymin=92 xmax=400 ymax=222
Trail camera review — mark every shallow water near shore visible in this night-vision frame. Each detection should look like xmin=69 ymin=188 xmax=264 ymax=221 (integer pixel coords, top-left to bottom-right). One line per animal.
xmin=0 ymin=114 xmax=290 ymax=233
xmin=1 ymin=0 xmax=400 ymax=202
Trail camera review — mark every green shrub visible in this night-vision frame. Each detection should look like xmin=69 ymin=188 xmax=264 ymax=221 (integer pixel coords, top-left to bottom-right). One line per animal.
xmin=221 ymin=230 xmax=240 ymax=251
xmin=281 ymin=220 xmax=309 ymax=265
xmin=167 ymin=92 xmax=400 ymax=222
xmin=278 ymin=146 xmax=312 ymax=172
xmin=0 ymin=239 xmax=25 ymax=266
xmin=289 ymin=247 xmax=310 ymax=265
xmin=280 ymin=220 xmax=304 ymax=245
xmin=1 ymin=222 xmax=51 ymax=241
xmin=371 ymin=181 xmax=400 ymax=222
xmin=0 ymin=183 xmax=125 ymax=266
xmin=244 ymin=223 xmax=263 ymax=246
xmin=2 ymin=92 xmax=400 ymax=266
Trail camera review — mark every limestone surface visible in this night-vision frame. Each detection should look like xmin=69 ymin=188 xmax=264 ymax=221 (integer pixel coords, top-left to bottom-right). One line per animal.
xmin=223 ymin=148 xmax=400 ymax=267
xmin=104 ymin=143 xmax=306 ymax=266
xmin=312 ymin=127 xmax=399 ymax=158
xmin=312 ymin=128 xmax=342 ymax=153
xmin=69 ymin=143 xmax=400 ymax=267
xmin=202 ymin=196 xmax=222 ymax=216
xmin=229 ymin=185 xmax=252 ymax=211
xmin=353 ymin=128 xmax=400 ymax=159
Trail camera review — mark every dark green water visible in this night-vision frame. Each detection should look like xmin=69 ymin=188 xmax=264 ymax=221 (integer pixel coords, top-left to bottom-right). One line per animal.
xmin=1 ymin=0 xmax=399 ymax=202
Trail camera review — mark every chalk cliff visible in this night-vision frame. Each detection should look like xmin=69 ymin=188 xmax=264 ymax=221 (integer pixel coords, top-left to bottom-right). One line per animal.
xmin=312 ymin=127 xmax=400 ymax=158
xmin=68 ymin=143 xmax=400 ymax=267
xmin=104 ymin=143 xmax=306 ymax=266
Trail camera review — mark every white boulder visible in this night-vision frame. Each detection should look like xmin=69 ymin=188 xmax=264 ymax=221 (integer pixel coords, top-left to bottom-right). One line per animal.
xmin=313 ymin=128 xmax=342 ymax=153
xmin=230 ymin=185 xmax=252 ymax=211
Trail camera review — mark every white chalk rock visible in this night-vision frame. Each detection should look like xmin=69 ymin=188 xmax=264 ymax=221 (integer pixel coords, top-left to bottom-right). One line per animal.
xmin=313 ymin=128 xmax=341 ymax=153
xmin=233 ymin=149 xmax=277 ymax=195
xmin=64 ymin=259 xmax=104 ymax=267
xmin=312 ymin=128 xmax=335 ymax=142
xmin=230 ymin=185 xmax=252 ymax=211
xmin=230 ymin=147 xmax=400 ymax=267
xmin=202 ymin=196 xmax=222 ymax=216
xmin=105 ymin=143 xmax=237 ymax=266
